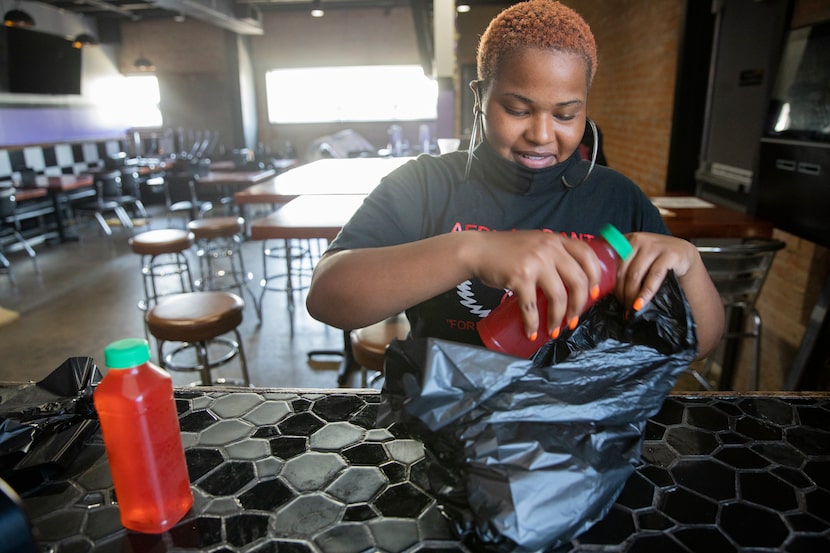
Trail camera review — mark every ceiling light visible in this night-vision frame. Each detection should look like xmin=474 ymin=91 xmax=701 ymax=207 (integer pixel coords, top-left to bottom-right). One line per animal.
xmin=456 ymin=4 xmax=471 ymax=13
xmin=133 ymin=56 xmax=156 ymax=72
xmin=3 ymin=8 xmax=35 ymax=28
xmin=310 ymin=0 xmax=324 ymax=17
xmin=72 ymin=33 xmax=98 ymax=48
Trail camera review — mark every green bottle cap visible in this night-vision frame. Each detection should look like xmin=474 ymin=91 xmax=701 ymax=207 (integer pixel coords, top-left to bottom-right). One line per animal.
xmin=104 ymin=338 xmax=151 ymax=369
xmin=599 ymin=224 xmax=633 ymax=261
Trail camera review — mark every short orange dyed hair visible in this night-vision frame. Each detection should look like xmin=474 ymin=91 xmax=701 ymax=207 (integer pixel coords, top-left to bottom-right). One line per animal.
xmin=476 ymin=0 xmax=598 ymax=89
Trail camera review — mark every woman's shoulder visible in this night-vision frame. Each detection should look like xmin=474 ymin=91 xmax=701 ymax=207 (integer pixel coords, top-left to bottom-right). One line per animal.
xmin=385 ymin=151 xmax=468 ymax=186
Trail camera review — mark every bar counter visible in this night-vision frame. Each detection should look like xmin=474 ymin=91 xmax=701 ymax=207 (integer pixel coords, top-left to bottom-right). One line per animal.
xmin=16 ymin=387 xmax=830 ymax=552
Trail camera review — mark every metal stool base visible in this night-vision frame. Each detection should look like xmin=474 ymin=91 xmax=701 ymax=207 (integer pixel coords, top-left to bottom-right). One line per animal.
xmin=156 ymin=330 xmax=250 ymax=387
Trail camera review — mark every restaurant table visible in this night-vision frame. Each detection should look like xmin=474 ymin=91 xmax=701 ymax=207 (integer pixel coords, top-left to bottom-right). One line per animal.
xmin=191 ymin=169 xmax=278 ymax=219
xmin=234 ymin=156 xmax=414 ymax=206
xmin=13 ymin=386 xmax=830 ymax=552
xmin=250 ymin=195 xmax=368 ymax=378
xmin=249 ymin=194 xmax=366 ymax=242
xmin=10 ymin=186 xmax=47 ymax=203
xmin=19 ymin=174 xmax=95 ymax=242
xmin=195 ymin=168 xmax=277 ymax=189
xmin=653 ymin=196 xmax=774 ymax=240
xmin=211 ymin=159 xmax=298 ymax=173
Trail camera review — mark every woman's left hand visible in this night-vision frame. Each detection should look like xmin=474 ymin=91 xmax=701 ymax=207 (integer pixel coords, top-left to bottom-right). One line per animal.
xmin=618 ymin=232 xmax=725 ymax=358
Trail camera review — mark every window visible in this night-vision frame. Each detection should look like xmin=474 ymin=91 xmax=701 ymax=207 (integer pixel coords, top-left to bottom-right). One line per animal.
xmin=89 ymin=74 xmax=162 ymax=128
xmin=266 ymin=65 xmax=438 ymax=124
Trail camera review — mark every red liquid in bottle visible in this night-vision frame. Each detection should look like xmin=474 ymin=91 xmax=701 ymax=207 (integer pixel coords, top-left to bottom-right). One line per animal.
xmin=478 ymin=224 xmax=632 ymax=358
xmin=93 ymin=338 xmax=193 ymax=533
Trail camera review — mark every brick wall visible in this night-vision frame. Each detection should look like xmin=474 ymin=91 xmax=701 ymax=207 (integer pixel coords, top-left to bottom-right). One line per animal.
xmin=575 ymin=0 xmax=683 ymax=197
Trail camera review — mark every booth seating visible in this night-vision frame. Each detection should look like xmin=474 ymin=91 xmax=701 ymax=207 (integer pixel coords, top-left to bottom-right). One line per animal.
xmin=145 ymin=291 xmax=250 ymax=386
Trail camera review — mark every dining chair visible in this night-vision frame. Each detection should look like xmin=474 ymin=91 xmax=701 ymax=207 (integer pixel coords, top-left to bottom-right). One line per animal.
xmin=72 ymin=170 xmax=134 ymax=235
xmin=103 ymin=168 xmax=147 ymax=219
xmin=163 ymin=173 xmax=213 ymax=226
xmin=690 ymin=237 xmax=786 ymax=390
xmin=0 ymin=187 xmax=40 ymax=279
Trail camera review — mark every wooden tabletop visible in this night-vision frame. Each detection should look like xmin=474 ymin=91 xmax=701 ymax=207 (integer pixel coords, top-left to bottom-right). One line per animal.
xmin=654 ymin=196 xmax=773 ymax=240
xmin=211 ymin=159 xmax=298 ymax=172
xmin=250 ymin=194 xmax=367 ymax=241
xmin=24 ymin=174 xmax=94 ymax=191
xmin=235 ymin=157 xmax=414 ymax=205
xmin=10 ymin=186 xmax=48 ymax=201
xmin=250 ymin=193 xmax=774 ymax=244
xmin=195 ymin=169 xmax=276 ymax=187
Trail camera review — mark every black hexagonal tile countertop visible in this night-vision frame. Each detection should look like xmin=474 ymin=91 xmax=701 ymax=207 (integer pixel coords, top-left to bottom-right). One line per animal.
xmin=17 ymin=389 xmax=830 ymax=552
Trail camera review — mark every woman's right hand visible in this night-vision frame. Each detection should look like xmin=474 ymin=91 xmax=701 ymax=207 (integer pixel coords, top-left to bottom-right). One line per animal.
xmin=462 ymin=230 xmax=604 ymax=340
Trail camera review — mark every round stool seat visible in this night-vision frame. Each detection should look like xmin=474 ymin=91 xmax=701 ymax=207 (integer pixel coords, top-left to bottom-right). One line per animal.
xmin=187 ymin=216 xmax=245 ymax=239
xmin=130 ymin=228 xmax=194 ymax=256
xmin=350 ymin=314 xmax=410 ymax=386
xmin=147 ymin=292 xmax=244 ymax=343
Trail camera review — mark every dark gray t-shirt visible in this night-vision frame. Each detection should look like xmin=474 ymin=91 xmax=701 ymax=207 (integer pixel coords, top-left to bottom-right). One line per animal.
xmin=328 ymin=141 xmax=668 ymax=346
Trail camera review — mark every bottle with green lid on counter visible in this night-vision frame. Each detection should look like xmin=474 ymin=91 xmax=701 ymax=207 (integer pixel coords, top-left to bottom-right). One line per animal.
xmin=93 ymin=338 xmax=193 ymax=533
xmin=477 ymin=224 xmax=634 ymax=358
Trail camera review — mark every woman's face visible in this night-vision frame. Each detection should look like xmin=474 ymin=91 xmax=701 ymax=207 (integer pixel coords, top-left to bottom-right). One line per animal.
xmin=479 ymin=48 xmax=588 ymax=170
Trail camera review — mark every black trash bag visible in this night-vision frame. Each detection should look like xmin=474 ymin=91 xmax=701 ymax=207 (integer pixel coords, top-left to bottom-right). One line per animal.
xmin=379 ymin=272 xmax=697 ymax=552
xmin=0 ymin=357 xmax=102 ymax=492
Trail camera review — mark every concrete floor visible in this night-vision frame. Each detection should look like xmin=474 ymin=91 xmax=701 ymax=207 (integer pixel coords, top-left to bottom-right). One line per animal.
xmin=0 ymin=208 xmax=353 ymax=389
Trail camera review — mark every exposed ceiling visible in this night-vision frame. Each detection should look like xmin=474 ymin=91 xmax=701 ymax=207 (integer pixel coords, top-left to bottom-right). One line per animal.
xmin=33 ymin=0 xmax=512 ymax=35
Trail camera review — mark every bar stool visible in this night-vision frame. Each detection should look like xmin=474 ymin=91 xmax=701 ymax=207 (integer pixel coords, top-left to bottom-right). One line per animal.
xmin=129 ymin=228 xmax=195 ymax=313
xmin=258 ymin=238 xmax=318 ymax=327
xmin=187 ymin=216 xmax=257 ymax=317
xmin=145 ymin=291 xmax=251 ymax=386
xmin=349 ymin=313 xmax=411 ymax=387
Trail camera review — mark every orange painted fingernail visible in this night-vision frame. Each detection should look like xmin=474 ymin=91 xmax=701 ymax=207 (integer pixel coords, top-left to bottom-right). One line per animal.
xmin=550 ymin=328 xmax=560 ymax=339
xmin=529 ymin=331 xmax=538 ymax=341
xmin=590 ymin=285 xmax=600 ymax=300
xmin=568 ymin=316 xmax=579 ymax=330
xmin=633 ymin=297 xmax=644 ymax=311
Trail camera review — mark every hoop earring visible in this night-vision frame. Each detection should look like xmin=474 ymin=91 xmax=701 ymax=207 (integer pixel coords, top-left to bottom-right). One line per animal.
xmin=464 ymin=108 xmax=483 ymax=181
xmin=562 ymin=118 xmax=599 ymax=189
xmin=465 ymin=80 xmax=484 ymax=181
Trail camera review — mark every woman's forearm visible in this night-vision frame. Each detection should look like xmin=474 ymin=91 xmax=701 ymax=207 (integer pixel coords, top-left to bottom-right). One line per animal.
xmin=678 ymin=260 xmax=725 ymax=359
xmin=306 ymin=232 xmax=479 ymax=330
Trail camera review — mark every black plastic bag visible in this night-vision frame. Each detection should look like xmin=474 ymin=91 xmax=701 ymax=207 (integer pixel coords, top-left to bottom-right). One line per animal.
xmin=0 ymin=357 xmax=101 ymax=491
xmin=380 ymin=272 xmax=697 ymax=552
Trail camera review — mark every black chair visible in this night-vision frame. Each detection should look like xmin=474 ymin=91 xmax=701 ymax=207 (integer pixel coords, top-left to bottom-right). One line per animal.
xmin=72 ymin=170 xmax=135 ymax=235
xmin=163 ymin=173 xmax=213 ymax=226
xmin=0 ymin=188 xmax=39 ymax=282
xmin=117 ymin=169 xmax=149 ymax=219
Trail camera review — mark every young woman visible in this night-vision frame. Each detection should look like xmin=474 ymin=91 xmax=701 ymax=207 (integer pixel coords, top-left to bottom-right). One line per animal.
xmin=306 ymin=0 xmax=724 ymax=359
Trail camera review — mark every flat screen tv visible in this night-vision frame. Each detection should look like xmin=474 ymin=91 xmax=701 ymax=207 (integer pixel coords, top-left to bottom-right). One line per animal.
xmin=0 ymin=26 xmax=82 ymax=95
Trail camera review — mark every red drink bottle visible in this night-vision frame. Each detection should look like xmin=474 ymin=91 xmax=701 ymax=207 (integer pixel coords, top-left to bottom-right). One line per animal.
xmin=478 ymin=224 xmax=633 ymax=358
xmin=93 ymin=338 xmax=193 ymax=533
